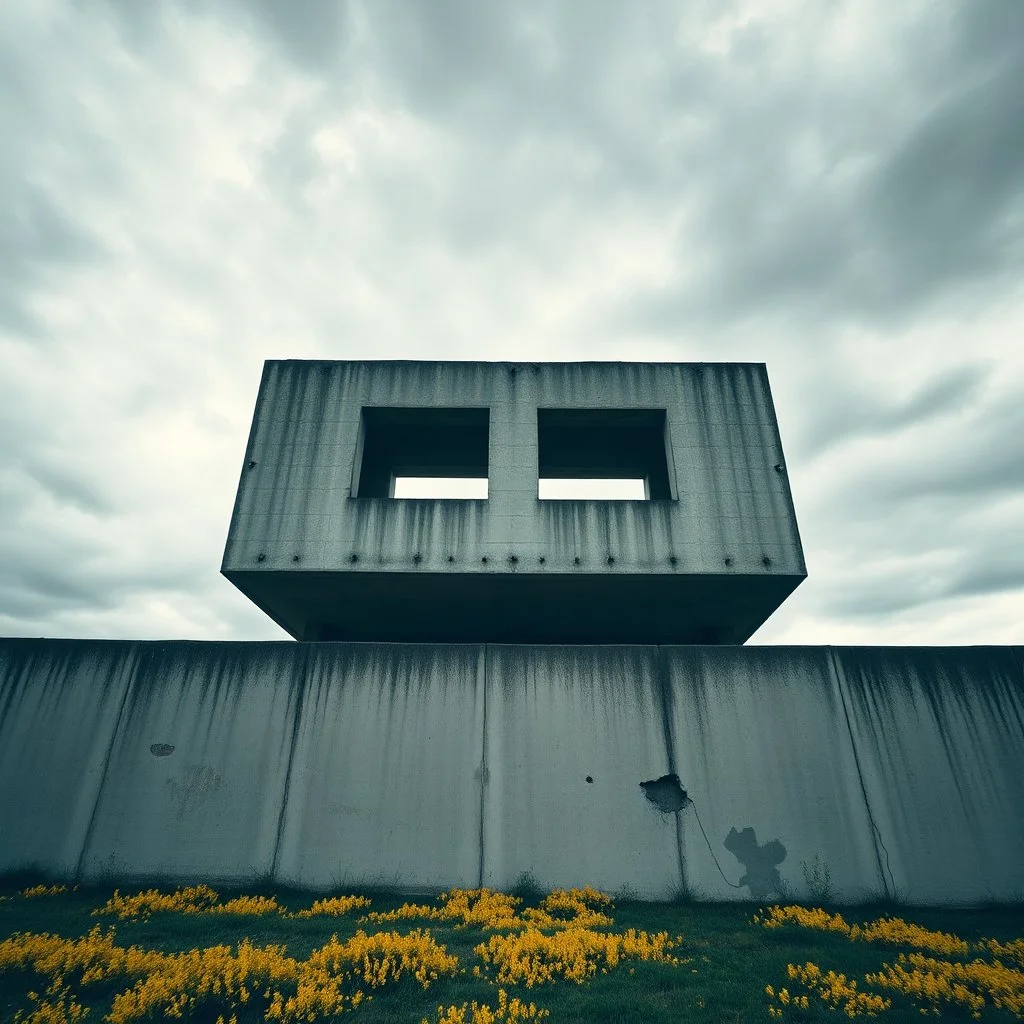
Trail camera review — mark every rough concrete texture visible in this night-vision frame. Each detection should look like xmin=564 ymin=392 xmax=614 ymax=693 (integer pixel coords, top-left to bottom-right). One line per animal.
xmin=274 ymin=644 xmax=484 ymax=891
xmin=222 ymin=361 xmax=806 ymax=644
xmin=1 ymin=639 xmax=1021 ymax=904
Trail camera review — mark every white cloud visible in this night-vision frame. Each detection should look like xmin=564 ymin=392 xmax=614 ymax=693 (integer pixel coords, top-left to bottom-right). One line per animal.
xmin=1 ymin=0 xmax=1021 ymax=645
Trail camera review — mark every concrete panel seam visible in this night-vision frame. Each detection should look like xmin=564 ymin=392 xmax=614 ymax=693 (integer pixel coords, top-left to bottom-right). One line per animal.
xmin=477 ymin=644 xmax=489 ymax=889
xmin=270 ymin=643 xmax=313 ymax=880
xmin=827 ymin=646 xmax=895 ymax=899
xmin=75 ymin=646 xmax=141 ymax=882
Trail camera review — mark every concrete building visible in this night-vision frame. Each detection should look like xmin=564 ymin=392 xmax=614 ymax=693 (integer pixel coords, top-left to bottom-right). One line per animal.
xmin=222 ymin=361 xmax=805 ymax=644
xmin=1 ymin=360 xmax=1021 ymax=904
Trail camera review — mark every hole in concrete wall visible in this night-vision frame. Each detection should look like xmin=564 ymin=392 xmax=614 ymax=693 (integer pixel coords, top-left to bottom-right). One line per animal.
xmin=355 ymin=407 xmax=489 ymax=498
xmin=639 ymin=773 xmax=690 ymax=812
xmin=538 ymin=409 xmax=672 ymax=500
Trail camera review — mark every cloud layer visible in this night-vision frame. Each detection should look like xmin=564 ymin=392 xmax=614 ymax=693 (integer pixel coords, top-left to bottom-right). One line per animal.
xmin=1 ymin=0 xmax=1022 ymax=644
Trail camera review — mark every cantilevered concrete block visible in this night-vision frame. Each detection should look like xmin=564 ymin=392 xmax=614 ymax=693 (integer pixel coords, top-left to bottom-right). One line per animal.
xmin=222 ymin=361 xmax=806 ymax=643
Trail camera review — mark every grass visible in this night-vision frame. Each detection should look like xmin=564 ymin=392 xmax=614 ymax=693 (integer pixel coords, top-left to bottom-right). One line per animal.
xmin=1 ymin=878 xmax=1022 ymax=1023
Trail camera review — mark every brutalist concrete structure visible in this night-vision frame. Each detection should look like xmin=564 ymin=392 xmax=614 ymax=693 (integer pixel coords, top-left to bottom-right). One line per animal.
xmin=222 ymin=361 xmax=805 ymax=644
xmin=1 ymin=360 xmax=1021 ymax=905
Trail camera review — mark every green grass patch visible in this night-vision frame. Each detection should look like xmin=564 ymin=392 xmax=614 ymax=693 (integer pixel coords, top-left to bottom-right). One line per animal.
xmin=1 ymin=879 xmax=1021 ymax=1023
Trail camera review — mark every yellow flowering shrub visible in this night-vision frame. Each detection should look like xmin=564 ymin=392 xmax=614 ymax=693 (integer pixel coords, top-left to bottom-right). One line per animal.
xmin=107 ymin=939 xmax=301 ymax=1024
xmin=867 ymin=952 xmax=1024 ymax=1019
xmin=12 ymin=980 xmax=90 ymax=1024
xmin=473 ymin=926 xmax=681 ymax=987
xmin=849 ymin=918 xmax=968 ymax=958
xmin=755 ymin=905 xmax=852 ymax=936
xmin=764 ymin=982 xmax=811 ymax=1017
xmin=426 ymin=988 xmax=549 ymax=1023
xmin=94 ymin=885 xmax=375 ymax=921
xmin=20 ymin=886 xmax=71 ymax=899
xmin=93 ymin=885 xmax=220 ymax=920
xmin=985 ymin=938 xmax=1024 ymax=970
xmin=756 ymin=905 xmax=970 ymax=958
xmin=521 ymin=888 xmax=614 ymax=930
xmin=365 ymin=889 xmax=524 ymax=929
xmin=0 ymin=926 xmax=166 ymax=985
xmin=759 ymin=905 xmax=1024 ymax=1020
xmin=210 ymin=896 xmax=281 ymax=916
xmin=2 ymin=923 xmax=459 ymax=1024
xmin=289 ymin=895 xmax=372 ymax=919
xmin=366 ymin=886 xmax=613 ymax=931
xmin=783 ymin=962 xmax=891 ymax=1018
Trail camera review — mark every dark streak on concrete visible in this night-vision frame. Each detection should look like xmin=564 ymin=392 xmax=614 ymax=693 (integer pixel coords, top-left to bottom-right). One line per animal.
xmin=827 ymin=647 xmax=893 ymax=899
xmin=75 ymin=647 xmax=142 ymax=881
xmin=270 ymin=642 xmax=312 ymax=879
xmin=477 ymin=644 xmax=489 ymax=889
xmin=655 ymin=648 xmax=688 ymax=891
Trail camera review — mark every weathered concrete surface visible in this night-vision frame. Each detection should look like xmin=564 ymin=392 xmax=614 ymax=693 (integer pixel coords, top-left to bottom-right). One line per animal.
xmin=223 ymin=361 xmax=805 ymax=644
xmin=77 ymin=643 xmax=303 ymax=882
xmin=481 ymin=646 xmax=679 ymax=898
xmin=0 ymin=641 xmax=140 ymax=877
xmin=275 ymin=644 xmax=484 ymax=891
xmin=1 ymin=638 xmax=1021 ymax=904
xmin=833 ymin=647 xmax=1024 ymax=905
xmin=662 ymin=647 xmax=885 ymax=902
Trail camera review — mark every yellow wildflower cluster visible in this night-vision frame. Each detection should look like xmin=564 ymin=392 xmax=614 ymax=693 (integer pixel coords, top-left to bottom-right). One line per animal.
xmin=21 ymin=885 xmax=71 ymax=899
xmin=985 ymin=939 xmax=1024 ymax=970
xmin=365 ymin=889 xmax=523 ymax=929
xmin=473 ymin=926 xmax=681 ymax=987
xmin=107 ymin=939 xmax=301 ymax=1024
xmin=307 ymin=929 xmax=459 ymax=989
xmin=756 ymin=905 xmax=851 ymax=936
xmin=756 ymin=905 xmax=969 ymax=958
xmin=13 ymin=980 xmax=90 ymax=1024
xmin=1 ymin=923 xmax=459 ymax=1023
xmin=521 ymin=889 xmax=614 ymax=930
xmin=849 ymin=918 xmax=968 ymax=958
xmin=365 ymin=887 xmax=613 ymax=931
xmin=290 ymin=895 xmax=372 ymax=919
xmin=764 ymin=983 xmax=810 ymax=1017
xmin=213 ymin=896 xmax=282 ymax=916
xmin=426 ymin=988 xmax=549 ymax=1023
xmin=0 ymin=926 xmax=166 ymax=984
xmin=867 ymin=951 xmax=1024 ymax=1019
xmin=784 ymin=962 xmax=891 ymax=1018
xmin=94 ymin=885 xmax=221 ymax=920
xmin=94 ymin=885 xmax=370 ymax=921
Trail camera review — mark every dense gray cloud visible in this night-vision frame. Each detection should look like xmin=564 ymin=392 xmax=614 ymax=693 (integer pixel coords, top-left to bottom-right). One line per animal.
xmin=0 ymin=0 xmax=1021 ymax=645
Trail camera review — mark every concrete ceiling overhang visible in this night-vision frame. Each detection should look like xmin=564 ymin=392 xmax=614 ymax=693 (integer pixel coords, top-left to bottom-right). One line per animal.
xmin=224 ymin=568 xmax=804 ymax=644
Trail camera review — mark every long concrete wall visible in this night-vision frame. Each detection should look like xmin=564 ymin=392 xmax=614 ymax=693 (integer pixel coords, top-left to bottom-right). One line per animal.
xmin=1 ymin=639 xmax=1021 ymax=905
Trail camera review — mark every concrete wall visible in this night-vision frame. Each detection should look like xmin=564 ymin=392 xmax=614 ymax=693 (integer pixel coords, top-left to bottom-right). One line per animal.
xmin=1 ymin=638 xmax=1021 ymax=905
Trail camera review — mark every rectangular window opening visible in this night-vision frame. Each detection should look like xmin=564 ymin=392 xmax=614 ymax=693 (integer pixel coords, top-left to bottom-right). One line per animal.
xmin=354 ymin=407 xmax=489 ymax=499
xmin=537 ymin=408 xmax=672 ymax=500
xmin=538 ymin=478 xmax=647 ymax=500
xmin=393 ymin=476 xmax=489 ymax=499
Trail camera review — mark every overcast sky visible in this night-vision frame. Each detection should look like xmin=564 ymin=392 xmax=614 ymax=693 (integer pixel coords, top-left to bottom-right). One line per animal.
xmin=2 ymin=0 xmax=1022 ymax=646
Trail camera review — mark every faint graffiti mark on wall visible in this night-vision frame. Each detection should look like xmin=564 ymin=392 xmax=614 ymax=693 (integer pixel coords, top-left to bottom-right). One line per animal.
xmin=639 ymin=773 xmax=691 ymax=813
xmin=166 ymin=766 xmax=224 ymax=821
xmin=724 ymin=826 xmax=787 ymax=899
